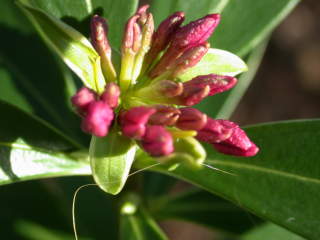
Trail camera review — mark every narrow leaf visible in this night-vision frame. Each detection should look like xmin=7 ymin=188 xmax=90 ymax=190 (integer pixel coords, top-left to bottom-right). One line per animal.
xmin=0 ymin=101 xmax=90 ymax=185
xmin=136 ymin=120 xmax=320 ymax=239
xmin=17 ymin=0 xmax=106 ymax=92
xmin=89 ymin=127 xmax=136 ymax=195
xmin=178 ymin=48 xmax=248 ymax=82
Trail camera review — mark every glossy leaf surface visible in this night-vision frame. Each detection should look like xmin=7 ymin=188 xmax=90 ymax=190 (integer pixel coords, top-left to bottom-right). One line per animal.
xmin=89 ymin=129 xmax=136 ymax=195
xmin=136 ymin=120 xmax=320 ymax=239
xmin=0 ymin=101 xmax=89 ymax=185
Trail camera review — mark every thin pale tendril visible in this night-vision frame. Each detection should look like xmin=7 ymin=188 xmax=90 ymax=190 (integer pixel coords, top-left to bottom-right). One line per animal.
xmin=72 ymin=162 xmax=161 ymax=240
xmin=201 ymin=163 xmax=237 ymax=176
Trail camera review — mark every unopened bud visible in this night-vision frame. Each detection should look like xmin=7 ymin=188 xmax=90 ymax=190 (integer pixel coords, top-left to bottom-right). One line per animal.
xmin=156 ymin=80 xmax=183 ymax=97
xmin=141 ymin=125 xmax=174 ymax=156
xmin=122 ymin=15 xmax=141 ymax=54
xmin=171 ymin=42 xmax=210 ymax=77
xmin=120 ymin=106 xmax=156 ymax=139
xmin=184 ymin=74 xmax=237 ymax=96
xmin=81 ymin=101 xmax=114 ymax=137
xmin=178 ymin=83 xmax=210 ymax=106
xmin=213 ymin=127 xmax=259 ymax=157
xmin=172 ymin=14 xmax=220 ymax=49
xmin=196 ymin=119 xmax=235 ymax=144
xmin=148 ymin=11 xmax=185 ymax=61
xmin=101 ymin=82 xmax=120 ymax=108
xmin=176 ymin=108 xmax=207 ymax=130
xmin=149 ymin=106 xmax=181 ymax=126
xmin=90 ymin=15 xmax=116 ymax=82
xmin=71 ymin=87 xmax=96 ymax=115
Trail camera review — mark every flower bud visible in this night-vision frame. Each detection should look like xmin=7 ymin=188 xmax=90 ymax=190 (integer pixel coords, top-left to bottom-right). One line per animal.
xmin=156 ymin=80 xmax=184 ymax=97
xmin=196 ymin=119 xmax=235 ymax=144
xmin=136 ymin=5 xmax=150 ymax=24
xmin=196 ymin=118 xmax=259 ymax=157
xmin=90 ymin=15 xmax=116 ymax=82
xmin=122 ymin=15 xmax=141 ymax=54
xmin=172 ymin=14 xmax=220 ymax=49
xmin=149 ymin=106 xmax=181 ymax=126
xmin=171 ymin=42 xmax=209 ymax=77
xmin=213 ymin=127 xmax=259 ymax=157
xmin=184 ymin=74 xmax=237 ymax=96
xmin=71 ymin=87 xmax=96 ymax=115
xmin=81 ymin=101 xmax=114 ymax=137
xmin=176 ymin=108 xmax=207 ymax=130
xmin=147 ymin=11 xmax=185 ymax=61
xmin=120 ymin=106 xmax=156 ymax=139
xmin=178 ymin=83 xmax=210 ymax=106
xmin=141 ymin=125 xmax=174 ymax=156
xmin=101 ymin=82 xmax=120 ymax=108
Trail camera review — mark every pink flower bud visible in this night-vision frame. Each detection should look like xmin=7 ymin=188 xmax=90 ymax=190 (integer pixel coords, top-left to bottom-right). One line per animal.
xmin=101 ymin=82 xmax=120 ymax=108
xmin=141 ymin=125 xmax=174 ymax=156
xmin=149 ymin=106 xmax=181 ymax=126
xmin=213 ymin=127 xmax=259 ymax=157
xmin=120 ymin=106 xmax=156 ymax=139
xmin=156 ymin=80 xmax=184 ymax=97
xmin=196 ymin=119 xmax=259 ymax=157
xmin=122 ymin=15 xmax=141 ymax=54
xmin=171 ymin=42 xmax=210 ymax=77
xmin=91 ymin=15 xmax=111 ymax=59
xmin=178 ymin=83 xmax=210 ymax=106
xmin=176 ymin=108 xmax=207 ymax=130
xmin=71 ymin=87 xmax=96 ymax=114
xmin=172 ymin=14 xmax=220 ymax=49
xmin=148 ymin=11 xmax=185 ymax=60
xmin=196 ymin=119 xmax=235 ymax=144
xmin=184 ymin=74 xmax=237 ymax=96
xmin=81 ymin=101 xmax=114 ymax=137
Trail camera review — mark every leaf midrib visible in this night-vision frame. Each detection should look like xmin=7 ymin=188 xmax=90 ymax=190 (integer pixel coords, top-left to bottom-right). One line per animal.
xmin=210 ymin=160 xmax=320 ymax=184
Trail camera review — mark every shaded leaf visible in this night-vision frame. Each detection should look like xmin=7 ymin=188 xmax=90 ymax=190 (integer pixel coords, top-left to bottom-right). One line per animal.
xmin=242 ymin=223 xmax=306 ymax=240
xmin=150 ymin=189 xmax=260 ymax=234
xmin=0 ymin=101 xmax=90 ymax=185
xmin=136 ymin=120 xmax=320 ymax=239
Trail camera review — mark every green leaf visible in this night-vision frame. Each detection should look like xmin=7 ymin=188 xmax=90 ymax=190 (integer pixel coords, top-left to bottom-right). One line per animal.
xmin=136 ymin=120 xmax=320 ymax=239
xmin=242 ymin=223 xmax=306 ymax=240
xmin=178 ymin=48 xmax=248 ymax=82
xmin=120 ymin=194 xmax=168 ymax=240
xmin=151 ymin=0 xmax=299 ymax=57
xmin=89 ymin=128 xmax=136 ymax=195
xmin=0 ymin=101 xmax=90 ymax=185
xmin=150 ymin=189 xmax=260 ymax=234
xmin=213 ymin=0 xmax=300 ymax=56
xmin=17 ymin=0 xmax=106 ymax=93
xmin=197 ymin=41 xmax=267 ymax=119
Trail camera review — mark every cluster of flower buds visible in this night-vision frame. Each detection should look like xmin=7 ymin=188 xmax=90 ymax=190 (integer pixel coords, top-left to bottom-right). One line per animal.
xmin=71 ymin=5 xmax=259 ymax=158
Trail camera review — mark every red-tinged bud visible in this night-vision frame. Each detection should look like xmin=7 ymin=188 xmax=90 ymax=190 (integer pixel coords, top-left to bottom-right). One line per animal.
xmin=196 ymin=119 xmax=235 ymax=144
xmin=136 ymin=5 xmax=150 ymax=24
xmin=172 ymin=14 xmax=220 ymax=49
xmin=91 ymin=15 xmax=111 ymax=59
xmin=101 ymin=82 xmax=120 ymax=108
xmin=184 ymin=74 xmax=237 ymax=96
xmin=71 ymin=87 xmax=97 ymax=115
xmin=178 ymin=83 xmax=210 ymax=106
xmin=148 ymin=11 xmax=185 ymax=60
xmin=122 ymin=15 xmax=141 ymax=54
xmin=176 ymin=108 xmax=207 ymax=130
xmin=213 ymin=127 xmax=259 ymax=157
xmin=141 ymin=125 xmax=174 ymax=156
xmin=81 ymin=101 xmax=114 ymax=137
xmin=120 ymin=106 xmax=156 ymax=139
xmin=156 ymin=80 xmax=184 ymax=97
xmin=171 ymin=42 xmax=209 ymax=77
xmin=149 ymin=106 xmax=181 ymax=126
